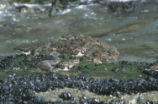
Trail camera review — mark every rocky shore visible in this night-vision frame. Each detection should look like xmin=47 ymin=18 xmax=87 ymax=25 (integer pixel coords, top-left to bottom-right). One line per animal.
xmin=0 ymin=71 xmax=158 ymax=104
xmin=10 ymin=0 xmax=158 ymax=16
xmin=0 ymin=54 xmax=158 ymax=103
xmin=1 ymin=0 xmax=158 ymax=103
xmin=0 ymin=35 xmax=158 ymax=103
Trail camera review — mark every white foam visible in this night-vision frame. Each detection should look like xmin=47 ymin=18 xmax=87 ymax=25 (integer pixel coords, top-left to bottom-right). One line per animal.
xmin=13 ymin=3 xmax=51 ymax=9
xmin=60 ymin=9 xmax=71 ymax=15
xmin=109 ymin=0 xmax=136 ymax=2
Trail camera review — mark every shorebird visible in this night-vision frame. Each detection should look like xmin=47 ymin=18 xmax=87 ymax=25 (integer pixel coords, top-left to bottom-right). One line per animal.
xmin=57 ymin=66 xmax=69 ymax=71
xmin=72 ymin=49 xmax=85 ymax=58
xmin=21 ymin=50 xmax=31 ymax=55
xmin=62 ymin=66 xmax=69 ymax=71
xmin=57 ymin=58 xmax=80 ymax=71
xmin=149 ymin=64 xmax=158 ymax=71
xmin=93 ymin=58 xmax=102 ymax=64
xmin=14 ymin=47 xmax=32 ymax=55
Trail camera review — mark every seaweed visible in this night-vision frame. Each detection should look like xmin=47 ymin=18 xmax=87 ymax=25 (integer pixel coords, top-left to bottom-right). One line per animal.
xmin=70 ymin=61 xmax=149 ymax=80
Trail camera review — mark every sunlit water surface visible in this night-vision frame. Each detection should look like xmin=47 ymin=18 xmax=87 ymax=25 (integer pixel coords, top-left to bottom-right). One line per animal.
xmin=0 ymin=0 xmax=158 ymax=62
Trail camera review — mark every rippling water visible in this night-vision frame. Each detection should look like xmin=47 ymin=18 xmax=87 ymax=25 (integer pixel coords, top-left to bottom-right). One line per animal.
xmin=0 ymin=0 xmax=158 ymax=62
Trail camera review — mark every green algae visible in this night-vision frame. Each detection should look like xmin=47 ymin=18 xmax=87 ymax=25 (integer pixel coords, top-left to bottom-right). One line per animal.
xmin=6 ymin=69 xmax=43 ymax=76
xmin=70 ymin=61 xmax=148 ymax=80
xmin=0 ymin=61 xmax=148 ymax=80
xmin=0 ymin=54 xmax=151 ymax=80
xmin=0 ymin=69 xmax=45 ymax=80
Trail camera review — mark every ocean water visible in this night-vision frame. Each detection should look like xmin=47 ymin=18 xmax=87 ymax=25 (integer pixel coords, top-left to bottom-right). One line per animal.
xmin=0 ymin=0 xmax=158 ymax=62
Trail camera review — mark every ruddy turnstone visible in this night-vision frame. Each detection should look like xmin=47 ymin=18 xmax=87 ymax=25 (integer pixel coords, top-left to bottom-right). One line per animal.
xmin=72 ymin=48 xmax=85 ymax=58
xmin=150 ymin=64 xmax=158 ymax=71
xmin=57 ymin=59 xmax=80 ymax=71
xmin=15 ymin=47 xmax=32 ymax=55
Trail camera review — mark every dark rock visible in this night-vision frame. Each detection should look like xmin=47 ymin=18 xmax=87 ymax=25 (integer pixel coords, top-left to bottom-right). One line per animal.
xmin=107 ymin=1 xmax=137 ymax=13
xmin=112 ymin=67 xmax=120 ymax=73
xmin=143 ymin=69 xmax=158 ymax=79
xmin=0 ymin=54 xmax=55 ymax=70
xmin=145 ymin=100 xmax=153 ymax=104
xmin=59 ymin=92 xmax=73 ymax=100
xmin=106 ymin=0 xmax=158 ymax=15
xmin=0 ymin=62 xmax=158 ymax=104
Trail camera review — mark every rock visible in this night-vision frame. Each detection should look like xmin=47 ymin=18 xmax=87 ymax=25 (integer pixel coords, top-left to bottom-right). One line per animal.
xmin=11 ymin=0 xmax=50 ymax=4
xmin=59 ymin=92 xmax=73 ymax=100
xmin=37 ymin=57 xmax=60 ymax=71
xmin=1 ymin=72 xmax=158 ymax=103
xmin=48 ymin=35 xmax=119 ymax=63
xmin=93 ymin=58 xmax=102 ymax=64
xmin=14 ymin=35 xmax=119 ymax=64
xmin=143 ymin=68 xmax=158 ymax=79
xmin=150 ymin=64 xmax=158 ymax=71
xmin=11 ymin=0 xmax=77 ymax=16
xmin=37 ymin=60 xmax=54 ymax=71
xmin=106 ymin=0 xmax=158 ymax=14
xmin=145 ymin=100 xmax=153 ymax=104
xmin=107 ymin=0 xmax=137 ymax=13
xmin=112 ymin=67 xmax=120 ymax=73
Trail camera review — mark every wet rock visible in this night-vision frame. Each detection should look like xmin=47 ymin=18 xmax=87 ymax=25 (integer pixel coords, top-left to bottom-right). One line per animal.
xmin=0 ymin=54 xmax=56 ymax=70
xmin=107 ymin=0 xmax=138 ymax=13
xmin=143 ymin=69 xmax=158 ymax=79
xmin=59 ymin=92 xmax=73 ymax=100
xmin=112 ymin=67 xmax=120 ymax=73
xmin=145 ymin=100 xmax=153 ymax=104
xmin=37 ymin=60 xmax=54 ymax=71
xmin=37 ymin=57 xmax=60 ymax=72
xmin=34 ymin=81 xmax=50 ymax=92
xmin=11 ymin=0 xmax=77 ymax=16
xmin=106 ymin=0 xmax=158 ymax=15
xmin=12 ymin=0 xmax=50 ymax=4
xmin=0 ymin=79 xmax=4 ymax=84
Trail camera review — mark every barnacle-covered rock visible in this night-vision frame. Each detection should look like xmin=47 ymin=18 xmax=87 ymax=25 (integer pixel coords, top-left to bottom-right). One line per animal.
xmin=15 ymin=35 xmax=119 ymax=64
xmin=48 ymin=35 xmax=119 ymax=63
